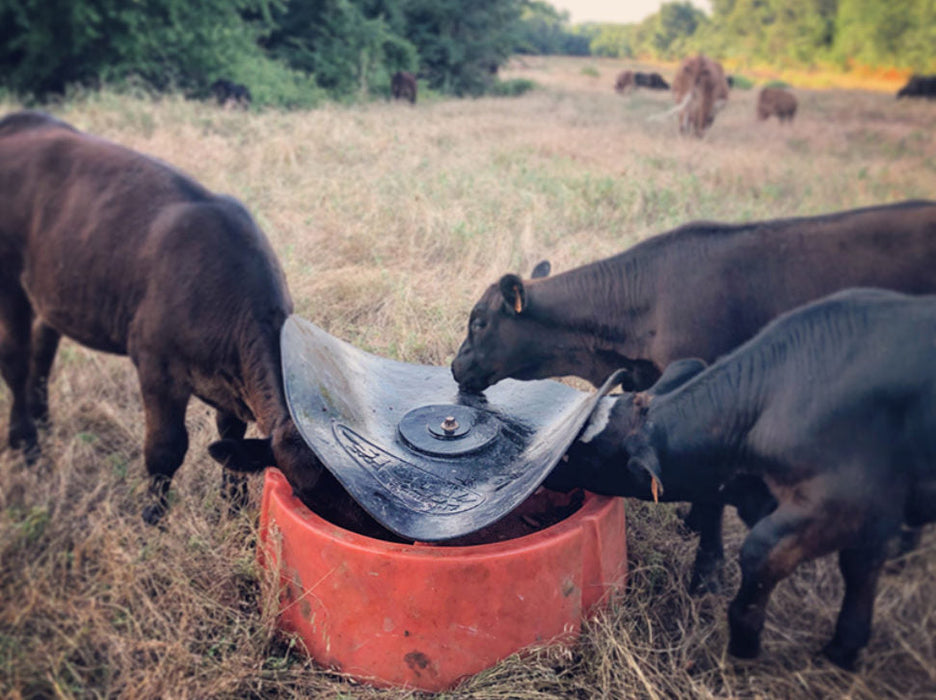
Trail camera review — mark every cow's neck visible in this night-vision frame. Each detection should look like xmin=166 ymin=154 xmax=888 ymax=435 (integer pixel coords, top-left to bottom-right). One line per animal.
xmin=530 ymin=256 xmax=660 ymax=386
xmin=649 ymin=357 xmax=765 ymax=481
xmin=236 ymin=319 xmax=292 ymax=436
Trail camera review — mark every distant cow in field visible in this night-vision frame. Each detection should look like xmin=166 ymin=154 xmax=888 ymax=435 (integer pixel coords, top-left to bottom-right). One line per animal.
xmin=617 ymin=71 xmax=669 ymax=94
xmin=614 ymin=70 xmax=635 ymax=94
xmin=391 ymin=71 xmax=418 ymax=103
xmin=636 ymin=71 xmax=670 ymax=90
xmin=552 ymin=289 xmax=936 ymax=670
xmin=897 ymin=74 xmax=936 ymax=99
xmin=210 ymin=79 xmax=252 ymax=109
xmin=0 ymin=110 xmax=382 ymax=531
xmin=671 ymin=54 xmax=730 ymax=136
xmin=757 ymin=87 xmax=797 ymax=122
xmin=451 ymin=200 xmax=936 ymax=592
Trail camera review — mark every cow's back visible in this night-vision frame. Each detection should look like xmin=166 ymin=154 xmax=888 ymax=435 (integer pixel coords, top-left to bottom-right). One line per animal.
xmin=0 ymin=115 xmax=291 ymax=357
xmin=624 ymin=201 xmax=936 ymax=364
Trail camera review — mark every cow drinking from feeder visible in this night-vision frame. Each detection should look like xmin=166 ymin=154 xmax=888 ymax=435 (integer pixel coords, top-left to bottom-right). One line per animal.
xmin=451 ymin=200 xmax=936 ymax=592
xmin=550 ymin=289 xmax=936 ymax=670
xmin=0 ymin=110 xmax=371 ymax=530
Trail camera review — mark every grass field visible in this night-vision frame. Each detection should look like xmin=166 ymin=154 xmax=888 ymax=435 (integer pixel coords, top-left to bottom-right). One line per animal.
xmin=2 ymin=56 xmax=936 ymax=698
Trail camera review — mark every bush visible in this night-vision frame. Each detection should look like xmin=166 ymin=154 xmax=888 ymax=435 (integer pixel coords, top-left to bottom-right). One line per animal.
xmin=489 ymin=78 xmax=538 ymax=97
xmin=729 ymin=74 xmax=754 ymax=89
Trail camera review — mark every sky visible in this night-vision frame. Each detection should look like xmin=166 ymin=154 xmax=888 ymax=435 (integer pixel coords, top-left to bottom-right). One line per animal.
xmin=550 ymin=0 xmax=711 ymax=25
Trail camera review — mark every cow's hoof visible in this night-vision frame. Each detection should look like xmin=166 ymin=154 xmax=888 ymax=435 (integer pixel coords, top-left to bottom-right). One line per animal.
xmin=141 ymin=503 xmax=167 ymax=527
xmin=680 ymin=506 xmax=704 ymax=534
xmin=689 ymin=570 xmax=723 ymax=595
xmin=9 ymin=425 xmax=39 ymax=459
xmin=728 ymin=635 xmax=761 ymax=660
xmin=821 ymin=642 xmax=858 ymax=671
xmin=689 ymin=552 xmax=724 ymax=595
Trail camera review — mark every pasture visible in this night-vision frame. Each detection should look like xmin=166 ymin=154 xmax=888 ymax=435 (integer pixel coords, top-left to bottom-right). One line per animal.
xmin=2 ymin=56 xmax=936 ymax=698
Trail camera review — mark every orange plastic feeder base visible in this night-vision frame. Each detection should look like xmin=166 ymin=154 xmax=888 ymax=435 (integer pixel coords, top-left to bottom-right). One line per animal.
xmin=258 ymin=468 xmax=627 ymax=692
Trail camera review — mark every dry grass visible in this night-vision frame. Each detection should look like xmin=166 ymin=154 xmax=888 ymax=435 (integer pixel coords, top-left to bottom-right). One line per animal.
xmin=2 ymin=56 xmax=936 ymax=698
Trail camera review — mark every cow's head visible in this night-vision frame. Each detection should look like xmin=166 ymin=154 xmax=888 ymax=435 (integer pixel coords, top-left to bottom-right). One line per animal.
xmin=545 ymin=358 xmax=706 ymax=498
xmin=208 ymin=417 xmax=324 ymax=505
xmin=451 ymin=261 xmax=554 ymax=392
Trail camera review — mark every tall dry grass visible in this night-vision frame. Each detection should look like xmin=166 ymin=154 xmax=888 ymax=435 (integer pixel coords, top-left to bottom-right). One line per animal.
xmin=2 ymin=56 xmax=936 ymax=698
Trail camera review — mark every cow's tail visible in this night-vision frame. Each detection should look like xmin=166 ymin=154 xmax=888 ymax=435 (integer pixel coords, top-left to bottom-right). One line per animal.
xmin=647 ymin=92 xmax=691 ymax=123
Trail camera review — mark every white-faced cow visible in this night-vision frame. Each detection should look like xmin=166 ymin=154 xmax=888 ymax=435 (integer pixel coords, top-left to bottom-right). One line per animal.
xmin=451 ymin=200 xmax=936 ymax=591
xmin=550 ymin=288 xmax=936 ymax=670
xmin=0 ymin=110 xmax=372 ymax=530
xmin=671 ymin=54 xmax=730 ymax=136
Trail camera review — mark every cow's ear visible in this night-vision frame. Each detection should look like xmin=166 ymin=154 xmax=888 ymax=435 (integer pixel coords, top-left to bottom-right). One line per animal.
xmin=498 ymin=274 xmax=526 ymax=315
xmin=650 ymin=358 xmax=707 ymax=395
xmin=530 ymin=260 xmax=551 ymax=279
xmin=624 ymin=439 xmax=663 ymax=502
xmin=208 ymin=438 xmax=274 ymax=473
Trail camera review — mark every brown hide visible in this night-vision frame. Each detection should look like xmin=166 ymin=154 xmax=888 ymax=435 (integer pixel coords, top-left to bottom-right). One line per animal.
xmin=671 ymin=54 xmax=730 ymax=136
xmin=391 ymin=71 xmax=418 ymax=103
xmin=757 ymin=87 xmax=797 ymax=122
xmin=0 ymin=111 xmax=324 ymax=523
xmin=614 ymin=70 xmax=634 ymax=93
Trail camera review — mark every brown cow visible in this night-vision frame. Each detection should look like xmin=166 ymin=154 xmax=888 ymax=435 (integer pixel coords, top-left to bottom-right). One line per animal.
xmin=614 ymin=70 xmax=634 ymax=94
xmin=391 ymin=71 xmax=418 ymax=104
xmin=671 ymin=54 xmax=730 ymax=136
xmin=757 ymin=86 xmax=797 ymax=122
xmin=0 ymin=111 xmax=352 ymax=527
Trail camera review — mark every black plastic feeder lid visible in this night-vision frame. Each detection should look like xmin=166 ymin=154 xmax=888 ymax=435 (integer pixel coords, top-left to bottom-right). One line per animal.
xmin=398 ymin=404 xmax=500 ymax=457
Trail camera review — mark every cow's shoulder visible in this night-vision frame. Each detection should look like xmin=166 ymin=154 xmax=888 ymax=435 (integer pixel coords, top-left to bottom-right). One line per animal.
xmin=0 ymin=110 xmax=77 ymax=138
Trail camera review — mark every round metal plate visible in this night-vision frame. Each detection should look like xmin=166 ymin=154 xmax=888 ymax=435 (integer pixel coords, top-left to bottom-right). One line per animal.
xmin=398 ymin=404 xmax=500 ymax=457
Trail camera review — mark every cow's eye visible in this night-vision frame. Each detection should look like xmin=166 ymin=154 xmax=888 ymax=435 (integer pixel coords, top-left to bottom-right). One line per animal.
xmin=471 ymin=317 xmax=487 ymax=332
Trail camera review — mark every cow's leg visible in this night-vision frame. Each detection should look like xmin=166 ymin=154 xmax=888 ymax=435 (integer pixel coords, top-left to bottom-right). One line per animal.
xmin=137 ymin=360 xmax=191 ymax=525
xmin=216 ymin=410 xmax=249 ymax=513
xmin=894 ymin=525 xmax=922 ymax=558
xmin=687 ymin=501 xmax=726 ymax=594
xmin=0 ymin=280 xmax=38 ymax=458
xmin=728 ymin=506 xmax=813 ymax=659
xmin=27 ymin=320 xmax=61 ymax=425
xmin=822 ymin=541 xmax=887 ymax=670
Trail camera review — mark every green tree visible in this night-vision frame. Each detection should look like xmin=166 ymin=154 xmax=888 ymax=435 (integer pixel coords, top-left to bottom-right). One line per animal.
xmin=652 ymin=2 xmax=707 ymax=57
xmin=0 ymin=0 xmax=279 ymax=97
xmin=514 ymin=1 xmax=589 ymax=55
xmin=401 ymin=0 xmax=523 ymax=95
xmin=266 ymin=0 xmax=417 ymax=98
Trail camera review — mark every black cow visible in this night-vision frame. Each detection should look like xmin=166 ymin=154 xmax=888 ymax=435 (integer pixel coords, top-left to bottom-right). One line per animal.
xmin=210 ymin=79 xmax=252 ymax=109
xmin=391 ymin=71 xmax=418 ymax=104
xmin=635 ymin=71 xmax=670 ymax=90
xmin=452 ymin=200 xmax=936 ymax=591
xmin=0 ymin=111 xmax=379 ymax=532
xmin=896 ymin=74 xmax=936 ymax=99
xmin=551 ymin=289 xmax=936 ymax=670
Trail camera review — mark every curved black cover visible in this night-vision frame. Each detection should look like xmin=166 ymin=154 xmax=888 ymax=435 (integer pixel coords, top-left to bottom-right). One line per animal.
xmin=281 ymin=315 xmax=621 ymax=541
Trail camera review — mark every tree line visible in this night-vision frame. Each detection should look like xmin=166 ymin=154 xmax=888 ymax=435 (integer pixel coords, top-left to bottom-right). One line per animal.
xmin=524 ymin=0 xmax=935 ymax=74
xmin=1 ymin=0 xmax=932 ymax=107
xmin=0 ymin=0 xmax=525 ymax=107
